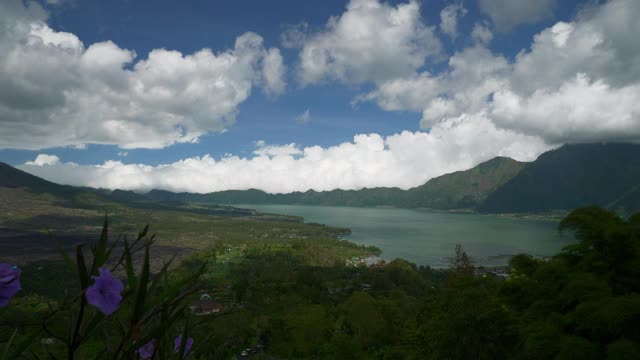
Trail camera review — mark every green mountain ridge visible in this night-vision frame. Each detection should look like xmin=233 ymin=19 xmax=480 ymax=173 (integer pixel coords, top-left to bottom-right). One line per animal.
xmin=479 ymin=143 xmax=640 ymax=214
xmin=0 ymin=162 xmax=80 ymax=196
xmin=404 ymin=156 xmax=527 ymax=209
xmin=141 ymin=156 xmax=525 ymax=209
xmin=137 ymin=144 xmax=640 ymax=214
xmin=3 ymin=143 xmax=640 ymax=214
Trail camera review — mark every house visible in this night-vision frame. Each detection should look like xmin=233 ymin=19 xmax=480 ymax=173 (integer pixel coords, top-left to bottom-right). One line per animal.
xmin=189 ymin=294 xmax=224 ymax=315
xmin=475 ymin=267 xmax=510 ymax=279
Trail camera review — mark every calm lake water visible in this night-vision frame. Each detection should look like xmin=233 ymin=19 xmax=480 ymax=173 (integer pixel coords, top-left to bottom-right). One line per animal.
xmin=238 ymin=204 xmax=574 ymax=268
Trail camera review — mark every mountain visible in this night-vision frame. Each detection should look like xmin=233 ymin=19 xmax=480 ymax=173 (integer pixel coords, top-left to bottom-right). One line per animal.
xmin=0 ymin=163 xmax=256 ymax=218
xmin=403 ymin=157 xmax=526 ymax=209
xmin=139 ymin=156 xmax=526 ymax=210
xmin=0 ymin=162 xmax=80 ymax=197
xmin=162 ymin=144 xmax=639 ymax=214
xmin=4 ymin=143 xmax=640 ymax=214
xmin=609 ymin=185 xmax=640 ymax=215
xmin=478 ymin=143 xmax=640 ymax=213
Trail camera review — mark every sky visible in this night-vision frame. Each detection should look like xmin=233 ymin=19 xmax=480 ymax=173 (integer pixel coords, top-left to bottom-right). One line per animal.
xmin=1 ymin=0 xmax=639 ymax=193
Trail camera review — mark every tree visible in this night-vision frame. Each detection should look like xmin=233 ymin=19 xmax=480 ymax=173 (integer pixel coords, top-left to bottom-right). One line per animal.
xmin=449 ymin=244 xmax=474 ymax=275
xmin=340 ymin=292 xmax=386 ymax=348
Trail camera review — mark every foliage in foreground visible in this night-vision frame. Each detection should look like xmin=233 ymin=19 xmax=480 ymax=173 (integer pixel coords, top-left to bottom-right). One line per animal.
xmin=185 ymin=206 xmax=640 ymax=359
xmin=1 ymin=206 xmax=640 ymax=359
xmin=0 ymin=219 xmax=203 ymax=359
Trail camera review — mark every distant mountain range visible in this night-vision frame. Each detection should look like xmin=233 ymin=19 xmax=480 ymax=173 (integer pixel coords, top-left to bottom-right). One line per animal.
xmin=142 ymin=155 xmax=526 ymax=210
xmin=2 ymin=143 xmax=640 ymax=214
xmin=478 ymin=143 xmax=640 ymax=214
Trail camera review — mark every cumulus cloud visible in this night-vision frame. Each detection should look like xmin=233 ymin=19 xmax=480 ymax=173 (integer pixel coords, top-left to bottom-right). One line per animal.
xmin=478 ymin=0 xmax=558 ymax=31
xmin=358 ymin=0 xmax=640 ymax=145
xmin=253 ymin=142 xmax=302 ymax=157
xmin=358 ymin=45 xmax=510 ymax=127
xmin=295 ymin=109 xmax=311 ymax=124
xmin=491 ymin=74 xmax=640 ymax=143
xmin=280 ymin=22 xmax=309 ymax=48
xmin=297 ymin=0 xmax=442 ymax=85
xmin=0 ymin=0 xmax=285 ymax=150
xmin=439 ymin=3 xmax=467 ymax=40
xmin=19 ymin=116 xmax=550 ymax=193
xmin=25 ymin=154 xmax=60 ymax=166
xmin=262 ymin=48 xmax=286 ymax=96
xmin=471 ymin=22 xmax=493 ymax=45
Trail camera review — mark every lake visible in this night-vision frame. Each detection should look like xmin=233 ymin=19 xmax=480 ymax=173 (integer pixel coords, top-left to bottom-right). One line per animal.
xmin=237 ymin=204 xmax=574 ymax=268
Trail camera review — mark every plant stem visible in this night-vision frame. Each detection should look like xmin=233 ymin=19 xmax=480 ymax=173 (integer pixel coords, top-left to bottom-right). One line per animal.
xmin=69 ymin=296 xmax=87 ymax=360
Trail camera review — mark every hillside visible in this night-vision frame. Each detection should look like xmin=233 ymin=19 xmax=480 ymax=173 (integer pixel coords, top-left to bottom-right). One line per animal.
xmin=5 ymin=143 xmax=640 ymax=214
xmin=404 ymin=157 xmax=526 ymax=209
xmin=608 ymin=185 xmax=640 ymax=215
xmin=0 ymin=162 xmax=80 ymax=196
xmin=0 ymin=162 xmax=365 ymax=270
xmin=153 ymin=144 xmax=640 ymax=214
xmin=479 ymin=143 xmax=640 ymax=213
xmin=142 ymin=156 xmax=525 ymax=209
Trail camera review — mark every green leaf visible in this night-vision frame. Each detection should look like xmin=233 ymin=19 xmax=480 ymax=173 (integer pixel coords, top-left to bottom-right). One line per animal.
xmin=77 ymin=311 xmax=105 ymax=345
xmin=76 ymin=244 xmax=90 ymax=289
xmin=91 ymin=216 xmax=110 ymax=274
xmin=123 ymin=237 xmax=137 ymax=291
xmin=2 ymin=328 xmax=42 ymax=360
xmin=177 ymin=315 xmax=191 ymax=360
xmin=55 ymin=240 xmax=76 ymax=273
xmin=138 ymin=224 xmax=149 ymax=240
xmin=0 ymin=328 xmax=17 ymax=360
xmin=103 ymin=235 xmax=121 ymax=268
xmin=132 ymin=243 xmax=151 ymax=324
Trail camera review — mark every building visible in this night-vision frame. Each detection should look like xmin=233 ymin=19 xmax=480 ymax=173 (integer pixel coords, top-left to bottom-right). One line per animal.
xmin=189 ymin=294 xmax=224 ymax=315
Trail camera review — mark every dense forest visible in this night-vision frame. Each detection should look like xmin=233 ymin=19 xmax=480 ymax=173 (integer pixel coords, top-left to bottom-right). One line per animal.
xmin=1 ymin=206 xmax=639 ymax=359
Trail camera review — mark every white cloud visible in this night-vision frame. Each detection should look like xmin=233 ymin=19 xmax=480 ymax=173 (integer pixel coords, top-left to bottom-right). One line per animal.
xmin=19 ymin=116 xmax=550 ymax=193
xmin=439 ymin=3 xmax=467 ymax=40
xmin=25 ymin=154 xmax=60 ymax=166
xmin=280 ymin=22 xmax=309 ymax=48
xmin=491 ymin=74 xmax=640 ymax=143
xmin=295 ymin=109 xmax=311 ymax=124
xmin=297 ymin=0 xmax=442 ymax=85
xmin=117 ymin=151 xmax=128 ymax=157
xmin=262 ymin=48 xmax=286 ymax=96
xmin=358 ymin=0 xmax=640 ymax=145
xmin=253 ymin=141 xmax=302 ymax=157
xmin=471 ymin=22 xmax=493 ymax=45
xmin=358 ymin=45 xmax=510 ymax=127
xmin=478 ymin=0 xmax=558 ymax=31
xmin=0 ymin=0 xmax=286 ymax=150
xmin=510 ymin=0 xmax=640 ymax=94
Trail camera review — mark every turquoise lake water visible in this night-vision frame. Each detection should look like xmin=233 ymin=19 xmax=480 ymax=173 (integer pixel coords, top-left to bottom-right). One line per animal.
xmin=237 ymin=204 xmax=574 ymax=268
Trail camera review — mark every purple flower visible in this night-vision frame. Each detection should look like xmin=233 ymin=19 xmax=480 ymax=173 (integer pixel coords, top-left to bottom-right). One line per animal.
xmin=0 ymin=264 xmax=20 ymax=307
xmin=174 ymin=334 xmax=194 ymax=356
xmin=85 ymin=267 xmax=123 ymax=315
xmin=136 ymin=339 xmax=155 ymax=359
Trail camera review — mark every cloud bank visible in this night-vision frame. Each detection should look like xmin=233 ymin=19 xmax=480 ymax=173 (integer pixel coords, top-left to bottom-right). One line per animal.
xmin=0 ymin=0 xmax=285 ymax=150
xmin=359 ymin=0 xmax=640 ymax=144
xmin=20 ymin=116 xmax=549 ymax=194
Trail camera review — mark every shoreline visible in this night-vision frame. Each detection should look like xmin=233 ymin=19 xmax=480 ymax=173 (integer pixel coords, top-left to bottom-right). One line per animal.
xmin=233 ymin=202 xmax=567 ymax=223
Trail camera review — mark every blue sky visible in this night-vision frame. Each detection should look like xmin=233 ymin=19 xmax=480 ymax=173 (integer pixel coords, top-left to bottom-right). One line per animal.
xmin=2 ymin=0 xmax=639 ymax=193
